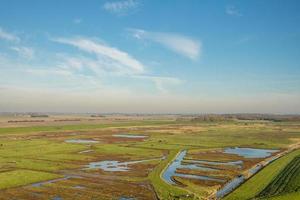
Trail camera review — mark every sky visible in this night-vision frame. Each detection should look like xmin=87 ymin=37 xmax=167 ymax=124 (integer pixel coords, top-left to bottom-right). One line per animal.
xmin=0 ymin=0 xmax=300 ymax=114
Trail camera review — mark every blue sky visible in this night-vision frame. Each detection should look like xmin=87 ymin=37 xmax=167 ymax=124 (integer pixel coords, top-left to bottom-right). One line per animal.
xmin=0 ymin=0 xmax=300 ymax=113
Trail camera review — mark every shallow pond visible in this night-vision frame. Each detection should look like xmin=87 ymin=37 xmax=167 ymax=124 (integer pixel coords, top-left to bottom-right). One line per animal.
xmin=162 ymin=150 xmax=225 ymax=185
xmin=79 ymin=149 xmax=94 ymax=154
xmin=216 ymin=175 xmax=245 ymax=199
xmin=181 ymin=162 xmax=218 ymax=171
xmin=52 ymin=197 xmax=63 ymax=200
xmin=73 ymin=185 xmax=85 ymax=189
xmin=86 ymin=158 xmax=160 ymax=171
xmin=65 ymin=139 xmax=99 ymax=144
xmin=249 ymin=164 xmax=263 ymax=175
xmin=223 ymin=147 xmax=279 ymax=158
xmin=113 ymin=134 xmax=147 ymax=138
xmin=265 ymin=155 xmax=280 ymax=165
xmin=176 ymin=173 xmax=226 ymax=183
xmin=119 ymin=197 xmax=135 ymax=200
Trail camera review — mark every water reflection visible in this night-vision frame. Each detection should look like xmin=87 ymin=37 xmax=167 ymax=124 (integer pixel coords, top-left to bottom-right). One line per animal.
xmin=86 ymin=158 xmax=161 ymax=171
xmin=31 ymin=175 xmax=80 ymax=187
xmin=224 ymin=147 xmax=278 ymax=158
xmin=113 ymin=134 xmax=148 ymax=138
xmin=162 ymin=150 xmax=225 ymax=185
xmin=65 ymin=139 xmax=99 ymax=144
xmin=216 ymin=175 xmax=245 ymax=198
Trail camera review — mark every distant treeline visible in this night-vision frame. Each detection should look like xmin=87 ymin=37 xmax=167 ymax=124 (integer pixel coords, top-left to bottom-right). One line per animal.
xmin=8 ymin=120 xmax=45 ymax=123
xmin=54 ymin=119 xmax=81 ymax=122
xmin=190 ymin=115 xmax=232 ymax=122
xmin=224 ymin=114 xmax=300 ymax=122
xmin=30 ymin=114 xmax=49 ymax=118
xmin=178 ymin=114 xmax=300 ymax=122
xmin=90 ymin=114 xmax=105 ymax=117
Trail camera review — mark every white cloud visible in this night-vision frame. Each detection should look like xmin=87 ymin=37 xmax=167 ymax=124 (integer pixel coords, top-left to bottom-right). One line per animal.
xmin=53 ymin=37 xmax=145 ymax=74
xmin=103 ymin=0 xmax=138 ymax=14
xmin=226 ymin=6 xmax=242 ymax=17
xmin=54 ymin=52 xmax=182 ymax=93
xmin=128 ymin=28 xmax=201 ymax=60
xmin=10 ymin=46 xmax=35 ymax=59
xmin=56 ymin=53 xmax=183 ymax=93
xmin=0 ymin=34 xmax=183 ymax=94
xmin=57 ymin=54 xmax=110 ymax=76
xmin=58 ymin=55 xmax=84 ymax=70
xmin=52 ymin=37 xmax=183 ymax=93
xmin=0 ymin=28 xmax=34 ymax=60
xmin=0 ymin=27 xmax=20 ymax=42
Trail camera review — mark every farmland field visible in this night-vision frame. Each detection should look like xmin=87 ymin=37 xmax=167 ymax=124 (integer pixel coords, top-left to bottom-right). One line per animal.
xmin=257 ymin=156 xmax=300 ymax=198
xmin=0 ymin=114 xmax=300 ymax=200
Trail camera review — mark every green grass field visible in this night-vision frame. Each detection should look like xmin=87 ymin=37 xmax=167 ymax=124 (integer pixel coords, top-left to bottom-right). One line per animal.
xmin=0 ymin=119 xmax=299 ymax=199
xmin=0 ymin=170 xmax=61 ymax=190
xmin=257 ymin=156 xmax=300 ymax=198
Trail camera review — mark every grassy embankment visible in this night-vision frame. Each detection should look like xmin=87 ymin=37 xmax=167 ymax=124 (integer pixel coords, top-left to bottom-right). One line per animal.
xmin=257 ymin=156 xmax=300 ymax=198
xmin=225 ymin=149 xmax=300 ymax=200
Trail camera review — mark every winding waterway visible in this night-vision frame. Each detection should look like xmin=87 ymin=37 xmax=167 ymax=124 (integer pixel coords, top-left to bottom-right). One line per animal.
xmin=162 ymin=150 xmax=225 ymax=185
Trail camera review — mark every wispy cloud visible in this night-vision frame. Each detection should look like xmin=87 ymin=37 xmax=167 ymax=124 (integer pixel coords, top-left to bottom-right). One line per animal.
xmin=226 ymin=5 xmax=242 ymax=17
xmin=53 ymin=37 xmax=145 ymax=74
xmin=52 ymin=36 xmax=182 ymax=92
xmin=10 ymin=46 xmax=35 ymax=59
xmin=103 ymin=0 xmax=139 ymax=15
xmin=134 ymin=75 xmax=183 ymax=94
xmin=0 ymin=29 xmax=182 ymax=95
xmin=128 ymin=28 xmax=201 ymax=60
xmin=57 ymin=54 xmax=114 ymax=77
xmin=73 ymin=18 xmax=82 ymax=24
xmin=0 ymin=27 xmax=35 ymax=60
xmin=0 ymin=27 xmax=20 ymax=42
